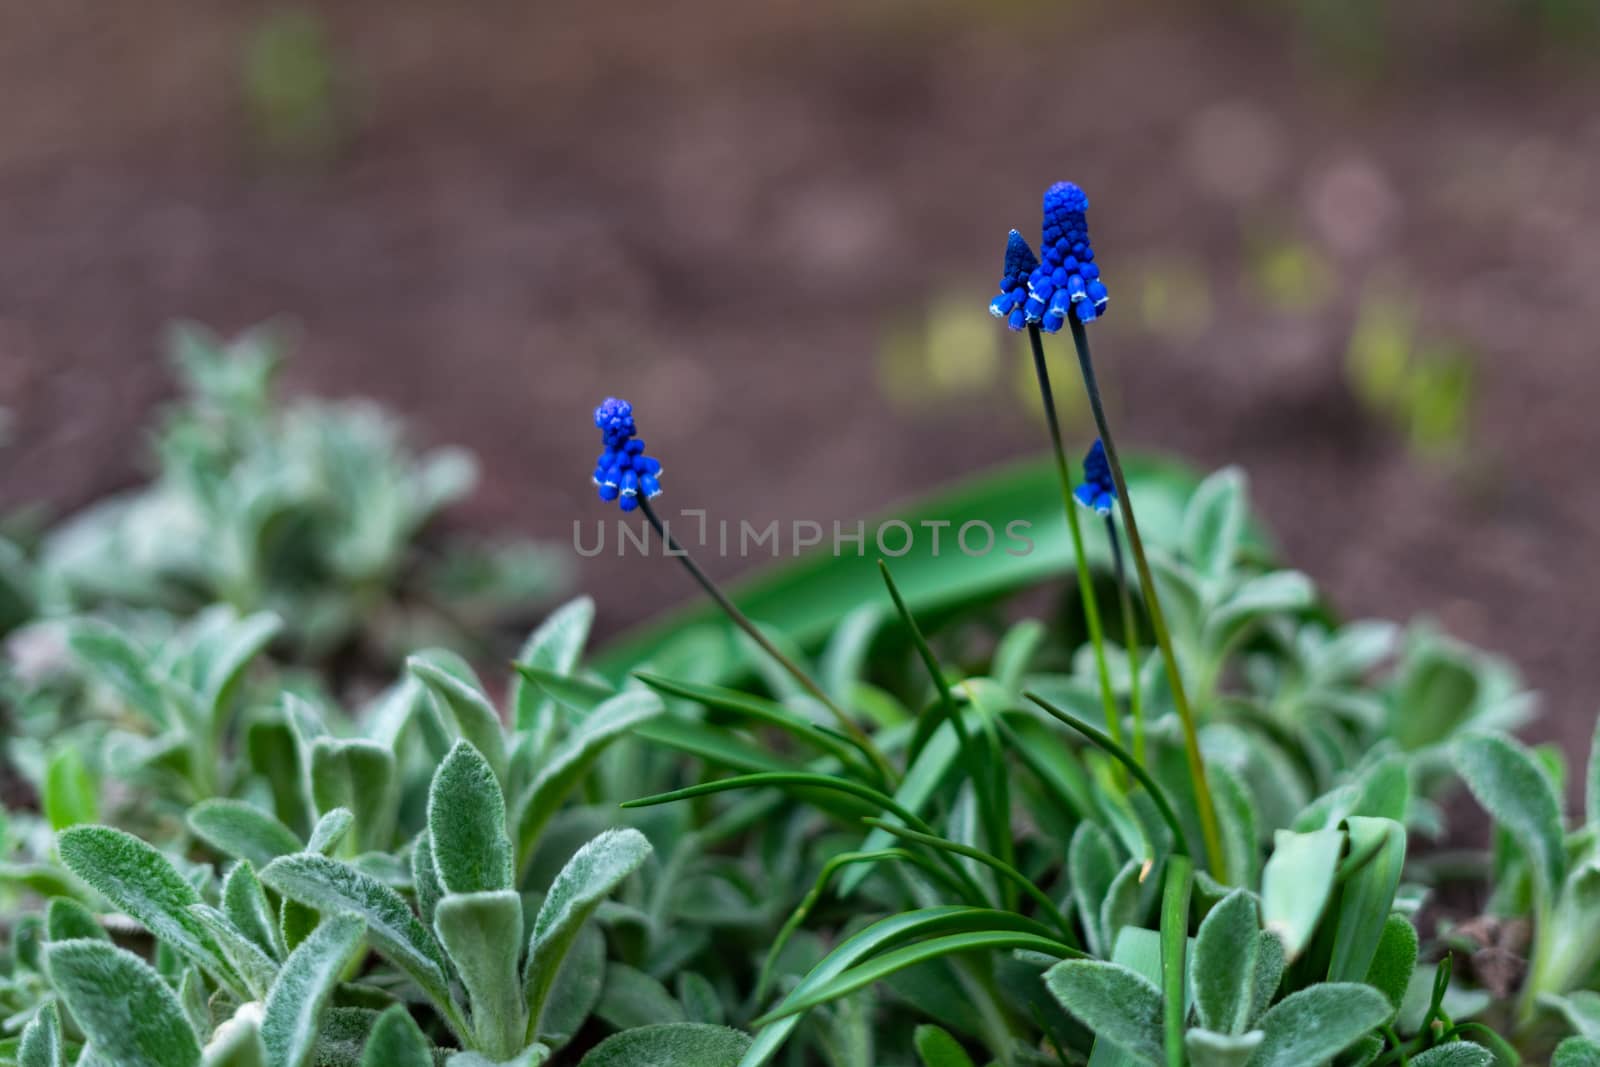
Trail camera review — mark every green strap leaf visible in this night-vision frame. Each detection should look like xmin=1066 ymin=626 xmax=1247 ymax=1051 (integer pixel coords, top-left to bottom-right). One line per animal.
xmin=577 ymin=1023 xmax=750 ymax=1067
xmin=913 ymin=1024 xmax=976 ymax=1067
xmin=46 ymin=940 xmax=202 ymax=1067
xmin=261 ymin=913 xmax=367 ymax=1067
xmin=1260 ymin=828 xmax=1343 ymax=962
xmin=1327 ymin=817 xmax=1406 ymax=982
xmin=428 ymin=741 xmax=513 ymax=894
xmin=188 ymin=800 xmax=303 ymax=870
xmin=524 ymin=829 xmax=652 ymax=1038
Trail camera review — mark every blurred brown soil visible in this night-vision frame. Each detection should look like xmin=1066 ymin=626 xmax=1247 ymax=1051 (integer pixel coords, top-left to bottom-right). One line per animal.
xmin=1 ymin=0 xmax=1598 ymax=768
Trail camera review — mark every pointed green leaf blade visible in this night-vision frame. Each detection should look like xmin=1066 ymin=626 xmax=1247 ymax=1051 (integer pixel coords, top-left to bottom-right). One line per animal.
xmin=47 ymin=940 xmax=202 ymax=1067
xmin=428 ymin=741 xmax=513 ymax=894
xmin=359 ymin=1004 xmax=435 ymax=1067
xmin=261 ymin=913 xmax=367 ymax=1067
xmin=189 ymin=800 xmax=303 ymax=870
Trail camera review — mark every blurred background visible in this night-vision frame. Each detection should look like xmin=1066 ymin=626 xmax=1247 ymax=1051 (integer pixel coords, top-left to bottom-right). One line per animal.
xmin=1 ymin=0 xmax=1597 ymax=752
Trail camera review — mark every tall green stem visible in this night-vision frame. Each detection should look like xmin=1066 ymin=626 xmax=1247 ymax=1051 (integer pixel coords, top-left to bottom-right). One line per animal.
xmin=1025 ymin=325 xmax=1125 ymax=762
xmin=638 ymin=497 xmax=897 ymax=786
xmin=1107 ymin=518 xmax=1145 ymax=767
xmin=1064 ymin=317 xmax=1227 ymax=883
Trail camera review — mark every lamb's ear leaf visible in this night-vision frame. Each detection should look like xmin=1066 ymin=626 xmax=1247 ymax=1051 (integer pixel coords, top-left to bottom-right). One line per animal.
xmin=524 ymin=828 xmax=652 ymax=1035
xmin=306 ymin=809 xmax=356 ymax=857
xmin=912 ymin=1023 xmax=977 ymax=1067
xmin=511 ymin=596 xmax=595 ymax=733
xmin=1410 ymin=1044 xmax=1496 ymax=1067
xmin=57 ymin=826 xmax=235 ymax=987
xmin=428 ymin=741 xmax=513 ymax=895
xmin=309 ymin=740 xmax=396 ymax=853
xmin=411 ymin=831 xmax=444 ymax=931
xmin=512 ymin=693 xmax=663 ymax=869
xmin=259 ymin=854 xmax=458 ymax=1034
xmin=535 ymin=922 xmax=605 ymax=1051
xmin=1191 ymin=889 xmax=1260 ymax=1035
xmin=44 ymin=747 xmax=98 ymax=831
xmin=67 ymin=620 xmax=170 ymax=728
xmin=17 ymin=1000 xmax=65 ymax=1067
xmin=434 ymin=891 xmax=526 ymax=1060
xmin=1248 ymin=931 xmax=1285 ymax=1027
xmin=189 ymin=904 xmax=280 ymax=999
xmin=575 ymin=1023 xmax=750 ymax=1067
xmin=261 ymin=913 xmax=367 ymax=1067
xmin=46 ymin=940 xmax=202 ymax=1067
xmin=1043 ymin=959 xmax=1165 ymax=1067
xmin=1554 ymin=1037 xmax=1600 ymax=1067
xmin=1364 ymin=914 xmax=1418 ymax=1012
xmin=408 ymin=654 xmax=508 ymax=780
xmin=1248 ymin=983 xmax=1389 ymax=1067
xmin=45 ymin=897 xmax=107 ymax=943
xmin=201 ymin=1009 xmax=267 ymax=1067
xmin=1456 ymin=732 xmax=1566 ymax=903
xmin=1067 ymin=821 xmax=1119 ymax=958
xmin=1183 ymin=1028 xmax=1263 ymax=1067
xmin=359 ymin=1005 xmax=435 ymax=1067
xmin=223 ymin=862 xmax=283 ymax=958
xmin=188 ymin=800 xmax=303 ymax=870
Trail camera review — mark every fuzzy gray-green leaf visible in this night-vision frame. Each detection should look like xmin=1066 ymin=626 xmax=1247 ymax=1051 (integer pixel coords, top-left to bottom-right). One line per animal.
xmin=202 ymin=1008 xmax=268 ymax=1067
xmin=1363 ymin=914 xmax=1417 ymax=1012
xmin=190 ymin=904 xmax=281 ymax=999
xmin=189 ymin=800 xmax=303 ymax=870
xmin=259 ymin=853 xmax=455 ymax=1030
xmin=1183 ymin=1028 xmax=1261 ymax=1067
xmin=1069 ymin=821 xmax=1120 ymax=957
xmin=1191 ymin=889 xmax=1259 ymax=1035
xmin=434 ymin=891 xmax=526 ymax=1060
xmin=18 ymin=1001 xmax=64 ymax=1067
xmin=1410 ymin=1044 xmax=1495 ymax=1067
xmin=511 ymin=595 xmax=595 ymax=734
xmin=261 ymin=912 xmax=367 ymax=1067
xmin=360 ymin=1004 xmax=435 ymax=1067
xmin=1555 ymin=1037 xmax=1600 ymax=1067
xmin=1455 ymin=732 xmax=1565 ymax=901
xmin=47 ymin=939 xmax=202 ymax=1067
xmin=428 ymin=741 xmax=513 ymax=895
xmin=576 ymin=1022 xmax=750 ymax=1067
xmin=223 ymin=861 xmax=283 ymax=957
xmin=537 ymin=922 xmax=605 ymax=1051
xmin=525 ymin=828 xmax=652 ymax=1035
xmin=1044 ymin=959 xmax=1165 ymax=1067
xmin=309 ymin=739 xmax=396 ymax=854
xmin=306 ymin=809 xmax=355 ymax=856
xmin=57 ymin=825 xmax=234 ymax=985
xmin=46 ymin=897 xmax=107 ymax=943
xmin=409 ymin=654 xmax=508 ymax=780
xmin=1248 ymin=983 xmax=1389 ymax=1067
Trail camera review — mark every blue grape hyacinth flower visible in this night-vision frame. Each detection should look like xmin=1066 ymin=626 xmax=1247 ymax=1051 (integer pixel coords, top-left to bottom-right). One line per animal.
xmin=592 ymin=397 xmax=663 ymax=512
xmin=1074 ymin=439 xmax=1117 ymax=516
xmin=1024 ymin=181 xmax=1110 ymax=332
xmin=988 ymin=229 xmax=1041 ymax=331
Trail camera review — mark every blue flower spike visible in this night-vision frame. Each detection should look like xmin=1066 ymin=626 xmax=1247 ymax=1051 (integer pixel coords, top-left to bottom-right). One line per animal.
xmin=1027 ymin=181 xmax=1110 ymax=333
xmin=1074 ymin=439 xmax=1117 ymax=516
xmin=591 ymin=396 xmax=663 ymax=512
xmin=988 ymin=229 xmax=1040 ymax=331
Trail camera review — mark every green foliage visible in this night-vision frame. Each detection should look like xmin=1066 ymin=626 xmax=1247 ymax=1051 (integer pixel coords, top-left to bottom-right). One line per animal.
xmin=46 ymin=940 xmax=202 ymax=1067
xmin=574 ymin=1023 xmax=750 ymax=1066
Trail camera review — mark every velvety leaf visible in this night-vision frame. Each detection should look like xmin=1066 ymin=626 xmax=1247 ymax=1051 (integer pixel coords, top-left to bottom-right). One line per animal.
xmin=189 ymin=800 xmax=303 ymax=870
xmin=1363 ymin=914 xmax=1418 ymax=1011
xmin=359 ymin=1005 xmax=435 ymax=1067
xmin=1248 ymin=931 xmax=1285 ymax=1028
xmin=1044 ymin=960 xmax=1165 ymax=1067
xmin=309 ymin=740 xmax=396 ymax=854
xmin=576 ymin=1023 xmax=749 ymax=1067
xmin=913 ymin=1024 xmax=976 ymax=1067
xmin=68 ymin=620 xmax=170 ymax=727
xmin=259 ymin=854 xmax=455 ymax=1031
xmin=1248 ymin=983 xmax=1389 ymax=1067
xmin=1410 ymin=1044 xmax=1495 ymax=1067
xmin=1069 ymin=821 xmax=1120 ymax=958
xmin=536 ymin=922 xmax=604 ymax=1051
xmin=306 ymin=809 xmax=355 ymax=856
xmin=261 ymin=913 xmax=367 ymax=1067
xmin=223 ymin=862 xmax=283 ymax=958
xmin=46 ymin=897 xmax=107 ymax=943
xmin=512 ymin=692 xmax=663 ymax=868
xmin=434 ymin=891 xmax=525 ymax=1060
xmin=411 ymin=831 xmax=444 ymax=931
xmin=1260 ymin=828 xmax=1343 ymax=961
xmin=524 ymin=828 xmax=652 ymax=1030
xmin=1455 ymin=732 xmax=1565 ymax=901
xmin=428 ymin=741 xmax=513 ymax=895
xmin=408 ymin=655 xmax=508 ymax=780
xmin=1191 ymin=890 xmax=1259 ymax=1035
xmin=594 ymin=963 xmax=686 ymax=1031
xmin=46 ymin=939 xmax=201 ymax=1067
xmin=190 ymin=904 xmax=281 ymax=998
xmin=57 ymin=826 xmax=233 ymax=985
xmin=1555 ymin=1037 xmax=1600 ymax=1067
xmin=511 ymin=596 xmax=595 ymax=734
xmin=202 ymin=1006 xmax=268 ymax=1067
xmin=1181 ymin=467 xmax=1247 ymax=581
xmin=677 ymin=972 xmax=723 ymax=1026
xmin=18 ymin=1001 xmax=64 ymax=1067
xmin=1183 ymin=1029 xmax=1261 ymax=1067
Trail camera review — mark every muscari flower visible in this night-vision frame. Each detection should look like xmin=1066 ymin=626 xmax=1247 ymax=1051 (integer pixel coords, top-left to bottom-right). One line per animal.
xmin=988 ymin=229 xmax=1041 ymax=331
xmin=1074 ymin=438 xmax=1116 ymax=516
xmin=1023 ymin=181 xmax=1110 ymax=332
xmin=591 ymin=396 xmax=663 ymax=512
